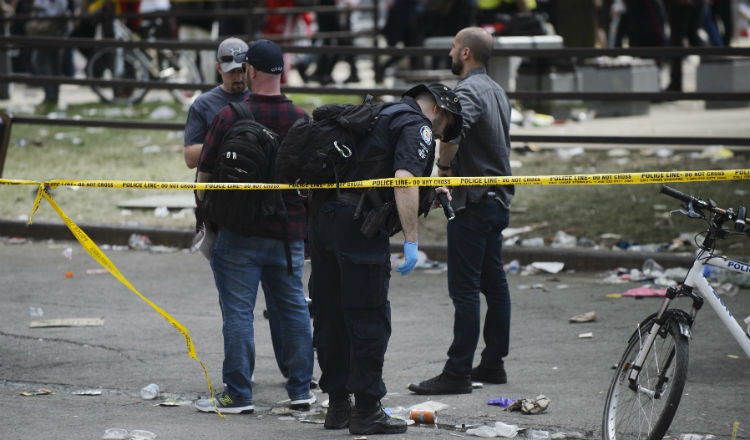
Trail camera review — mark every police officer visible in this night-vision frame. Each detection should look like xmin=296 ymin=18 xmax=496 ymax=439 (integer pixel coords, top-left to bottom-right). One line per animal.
xmin=308 ymin=84 xmax=463 ymax=435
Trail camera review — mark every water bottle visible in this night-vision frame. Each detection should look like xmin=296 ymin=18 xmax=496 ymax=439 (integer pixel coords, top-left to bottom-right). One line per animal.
xmin=140 ymin=383 xmax=159 ymax=400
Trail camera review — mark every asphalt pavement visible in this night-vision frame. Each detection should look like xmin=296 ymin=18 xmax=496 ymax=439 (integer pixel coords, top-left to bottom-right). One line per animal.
xmin=1 ymin=238 xmax=748 ymax=440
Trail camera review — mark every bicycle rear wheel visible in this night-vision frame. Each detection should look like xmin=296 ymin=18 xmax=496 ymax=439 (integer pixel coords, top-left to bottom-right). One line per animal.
xmin=87 ymin=48 xmax=150 ymax=105
xmin=602 ymin=314 xmax=689 ymax=440
xmin=157 ymin=50 xmax=202 ymax=106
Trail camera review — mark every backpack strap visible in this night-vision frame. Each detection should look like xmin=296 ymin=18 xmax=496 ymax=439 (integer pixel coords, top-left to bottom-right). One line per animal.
xmin=229 ymin=101 xmax=255 ymax=122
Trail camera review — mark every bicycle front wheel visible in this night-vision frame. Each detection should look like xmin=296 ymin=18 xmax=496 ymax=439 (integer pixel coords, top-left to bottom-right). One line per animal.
xmin=602 ymin=315 xmax=689 ymax=440
xmin=86 ymin=47 xmax=150 ymax=105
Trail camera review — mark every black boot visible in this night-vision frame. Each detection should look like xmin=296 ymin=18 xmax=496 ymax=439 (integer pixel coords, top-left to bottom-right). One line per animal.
xmin=324 ymin=396 xmax=352 ymax=430
xmin=349 ymin=401 xmax=407 ymax=435
xmin=407 ymin=372 xmax=472 ymax=395
xmin=471 ymin=363 xmax=507 ymax=384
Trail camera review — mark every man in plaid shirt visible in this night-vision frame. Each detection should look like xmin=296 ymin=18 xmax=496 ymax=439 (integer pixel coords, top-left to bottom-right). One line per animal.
xmin=194 ymin=40 xmax=315 ymax=414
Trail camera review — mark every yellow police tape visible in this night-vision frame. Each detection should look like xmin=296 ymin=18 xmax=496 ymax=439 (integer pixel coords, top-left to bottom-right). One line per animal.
xmin=1 ymin=167 xmax=748 ymax=416
xmin=29 ymin=185 xmax=225 ymax=417
xmin=2 ymin=168 xmax=748 ymax=192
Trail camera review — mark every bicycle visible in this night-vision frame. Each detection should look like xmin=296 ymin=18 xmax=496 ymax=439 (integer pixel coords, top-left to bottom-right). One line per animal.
xmin=602 ymin=184 xmax=750 ymax=439
xmin=86 ymin=17 xmax=202 ymax=106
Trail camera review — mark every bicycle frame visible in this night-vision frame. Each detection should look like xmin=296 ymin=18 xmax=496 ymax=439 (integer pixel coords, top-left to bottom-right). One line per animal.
xmin=685 ymin=253 xmax=750 ymax=358
xmin=626 ymin=249 xmax=750 ymax=392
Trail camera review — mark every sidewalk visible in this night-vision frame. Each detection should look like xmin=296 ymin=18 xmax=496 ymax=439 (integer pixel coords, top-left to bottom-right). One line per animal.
xmin=1 ymin=238 xmax=747 ymax=439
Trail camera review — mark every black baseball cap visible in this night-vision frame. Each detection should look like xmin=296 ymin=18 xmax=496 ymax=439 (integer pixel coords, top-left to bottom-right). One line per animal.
xmin=403 ymin=83 xmax=463 ymax=141
xmin=234 ymin=39 xmax=284 ymax=75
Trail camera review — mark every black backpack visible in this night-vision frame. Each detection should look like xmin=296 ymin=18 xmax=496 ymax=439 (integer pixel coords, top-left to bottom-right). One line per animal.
xmin=202 ymin=102 xmax=287 ymax=237
xmin=276 ymin=96 xmax=398 ymax=185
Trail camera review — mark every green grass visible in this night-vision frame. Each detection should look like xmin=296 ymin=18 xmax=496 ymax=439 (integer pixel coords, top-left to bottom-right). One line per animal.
xmin=1 ymin=99 xmax=748 ymax=259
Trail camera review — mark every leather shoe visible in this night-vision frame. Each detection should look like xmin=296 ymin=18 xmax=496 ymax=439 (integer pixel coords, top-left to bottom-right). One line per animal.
xmin=349 ymin=402 xmax=407 ymax=435
xmin=407 ymin=372 xmax=472 ymax=395
xmin=471 ymin=364 xmax=507 ymax=384
xmin=324 ymin=396 xmax=352 ymax=429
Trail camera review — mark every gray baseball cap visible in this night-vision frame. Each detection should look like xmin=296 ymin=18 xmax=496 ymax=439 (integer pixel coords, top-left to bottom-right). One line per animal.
xmin=217 ymin=37 xmax=248 ymax=72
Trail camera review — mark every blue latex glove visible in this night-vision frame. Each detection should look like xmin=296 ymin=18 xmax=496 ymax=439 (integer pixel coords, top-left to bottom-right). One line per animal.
xmin=396 ymin=241 xmax=418 ymax=275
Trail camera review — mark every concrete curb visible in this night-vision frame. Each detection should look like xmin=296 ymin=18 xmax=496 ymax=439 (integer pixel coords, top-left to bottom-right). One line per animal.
xmin=0 ymin=219 xmax=694 ymax=271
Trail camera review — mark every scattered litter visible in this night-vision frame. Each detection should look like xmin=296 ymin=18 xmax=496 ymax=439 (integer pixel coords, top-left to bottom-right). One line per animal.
xmin=102 ymin=428 xmax=130 ymax=439
xmin=410 ymin=409 xmax=435 ymax=423
xmin=73 ymin=389 xmax=102 ymax=396
xmin=578 ymin=332 xmax=593 ymax=338
xmin=505 ymin=394 xmax=550 ymax=414
xmin=550 ymin=231 xmax=577 ymax=248
xmin=29 ymin=318 xmax=105 ymax=328
xmin=7 ymin=237 xmax=28 ymax=244
xmin=62 ymin=247 xmax=73 ymax=260
xmin=128 ymin=234 xmax=152 ymax=250
xmin=20 ymin=388 xmax=54 ymax=396
xmin=64 ymin=271 xmax=74 ymax=278
xmin=157 ymin=398 xmax=192 ymax=407
xmin=520 ymin=237 xmax=545 ymax=247
xmin=504 ymin=222 xmax=549 ymax=238
xmin=569 ymin=311 xmax=597 ymax=323
xmin=127 ymin=430 xmax=156 ymax=440
xmin=149 ymin=105 xmax=177 ymax=119
xmin=149 ymin=245 xmax=178 ymax=254
xmin=271 ymin=407 xmax=296 ymax=415
xmin=550 ymin=433 xmax=586 ymax=439
xmin=678 ymin=435 xmax=717 ymax=440
xmin=530 ymin=262 xmax=564 ymax=274
xmin=506 ymin=259 xmax=520 ymax=274
xmin=728 ymin=354 xmax=740 ymax=359
xmin=487 ymin=397 xmax=515 ymax=407
xmin=409 ymin=400 xmax=450 ymax=412
xmin=28 ymin=307 xmax=44 ymax=317
xmin=154 ymin=206 xmax=169 ymax=218
xmin=472 ymin=381 xmax=484 ymax=389
xmin=621 ymin=287 xmax=667 ymax=297
xmin=694 ymin=145 xmax=733 ymax=160
xmin=142 ymin=145 xmax=162 ymax=154
xmin=494 ymin=421 xmax=520 ymax=438
xmin=467 ymin=425 xmax=501 ymax=438
xmin=555 ymin=146 xmax=584 ymax=160
xmin=353 ymin=437 xmax=368 ymax=440
xmin=528 ymin=429 xmax=551 ymax=440
xmin=140 ymin=383 xmax=159 ymax=400
xmin=86 ymin=268 xmax=109 ymax=275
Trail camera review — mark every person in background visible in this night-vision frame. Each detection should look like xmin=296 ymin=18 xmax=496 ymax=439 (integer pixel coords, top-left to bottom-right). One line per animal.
xmin=193 ymin=40 xmax=315 ymax=414
xmin=409 ymin=26 xmax=514 ymax=396
xmin=183 ymin=37 xmax=250 ymax=169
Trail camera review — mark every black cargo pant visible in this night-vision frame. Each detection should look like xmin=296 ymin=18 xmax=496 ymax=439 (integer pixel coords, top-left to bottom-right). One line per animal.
xmin=309 ymin=200 xmax=392 ymax=406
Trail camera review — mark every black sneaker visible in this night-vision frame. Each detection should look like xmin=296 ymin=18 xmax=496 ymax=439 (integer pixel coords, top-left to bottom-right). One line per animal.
xmin=349 ymin=402 xmax=407 ymax=435
xmin=471 ymin=364 xmax=507 ymax=384
xmin=324 ymin=396 xmax=352 ymax=430
xmin=407 ymin=372 xmax=472 ymax=395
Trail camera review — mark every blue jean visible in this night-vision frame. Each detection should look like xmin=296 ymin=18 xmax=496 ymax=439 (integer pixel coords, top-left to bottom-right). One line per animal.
xmin=210 ymin=228 xmax=313 ymax=402
xmin=443 ymin=200 xmax=511 ymax=377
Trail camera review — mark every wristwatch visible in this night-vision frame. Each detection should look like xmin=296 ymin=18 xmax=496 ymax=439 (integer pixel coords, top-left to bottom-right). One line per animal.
xmin=436 ymin=161 xmax=451 ymax=171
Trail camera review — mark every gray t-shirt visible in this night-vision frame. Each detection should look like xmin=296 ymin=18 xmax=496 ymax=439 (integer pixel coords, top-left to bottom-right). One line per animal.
xmin=450 ymin=67 xmax=514 ymax=211
xmin=183 ymin=85 xmax=250 ymax=146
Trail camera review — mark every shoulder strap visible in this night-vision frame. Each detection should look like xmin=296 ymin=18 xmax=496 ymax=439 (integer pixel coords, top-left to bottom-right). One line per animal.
xmin=229 ymin=101 xmax=255 ymax=122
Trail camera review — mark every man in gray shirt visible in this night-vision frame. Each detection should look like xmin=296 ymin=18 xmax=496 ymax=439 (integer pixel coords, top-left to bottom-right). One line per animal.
xmin=183 ymin=37 xmax=250 ymax=168
xmin=409 ymin=26 xmax=514 ymax=395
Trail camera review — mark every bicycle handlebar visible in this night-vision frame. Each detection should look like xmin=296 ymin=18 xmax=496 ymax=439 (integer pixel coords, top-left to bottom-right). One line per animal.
xmin=660 ymin=184 xmax=750 ymax=225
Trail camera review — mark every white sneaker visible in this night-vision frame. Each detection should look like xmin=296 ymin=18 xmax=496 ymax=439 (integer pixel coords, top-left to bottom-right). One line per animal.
xmin=289 ymin=392 xmax=316 ymax=410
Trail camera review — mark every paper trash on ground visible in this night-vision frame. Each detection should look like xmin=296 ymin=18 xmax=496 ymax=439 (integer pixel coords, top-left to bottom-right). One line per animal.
xmin=530 ymin=262 xmax=565 ymax=274
xmin=29 ymin=318 xmax=105 ymax=328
